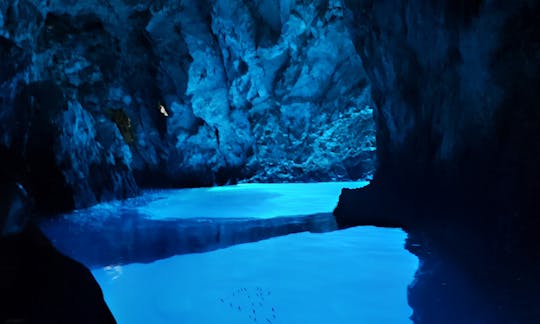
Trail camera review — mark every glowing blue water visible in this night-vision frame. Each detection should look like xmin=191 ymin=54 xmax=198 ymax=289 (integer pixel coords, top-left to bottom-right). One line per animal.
xmin=43 ymin=182 xmax=418 ymax=323
xmin=117 ymin=181 xmax=369 ymax=219
xmin=93 ymin=227 xmax=417 ymax=323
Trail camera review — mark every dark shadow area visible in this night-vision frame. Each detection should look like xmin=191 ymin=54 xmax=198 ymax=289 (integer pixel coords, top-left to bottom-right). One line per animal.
xmin=405 ymin=224 xmax=540 ymax=324
xmin=337 ymin=0 xmax=540 ymax=322
xmin=0 ymin=182 xmax=115 ymax=323
xmin=39 ymin=212 xmax=337 ymax=268
xmin=0 ymin=225 xmax=116 ymax=323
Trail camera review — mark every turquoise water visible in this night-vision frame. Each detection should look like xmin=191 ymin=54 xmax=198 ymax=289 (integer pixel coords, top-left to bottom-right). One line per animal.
xmin=42 ymin=182 xmax=418 ymax=323
xmin=92 ymin=226 xmax=417 ymax=324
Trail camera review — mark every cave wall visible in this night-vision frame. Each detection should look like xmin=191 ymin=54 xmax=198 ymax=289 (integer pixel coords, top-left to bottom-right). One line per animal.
xmin=337 ymin=0 xmax=540 ymax=230
xmin=336 ymin=1 xmax=540 ymax=322
xmin=0 ymin=0 xmax=375 ymax=212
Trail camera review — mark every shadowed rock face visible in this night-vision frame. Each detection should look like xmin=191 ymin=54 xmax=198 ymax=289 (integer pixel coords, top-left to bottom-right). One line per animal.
xmin=0 ymin=181 xmax=115 ymax=323
xmin=338 ymin=0 xmax=540 ymax=227
xmin=337 ymin=1 xmax=540 ymax=322
xmin=0 ymin=225 xmax=116 ymax=323
xmin=0 ymin=0 xmax=375 ymax=212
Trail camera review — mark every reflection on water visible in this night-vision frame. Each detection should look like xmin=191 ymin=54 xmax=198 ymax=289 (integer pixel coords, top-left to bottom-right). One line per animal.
xmin=404 ymin=226 xmax=540 ymax=324
xmin=39 ymin=182 xmax=419 ymax=323
xmin=91 ymin=227 xmax=418 ymax=324
xmin=40 ymin=209 xmax=338 ymax=267
xmin=39 ymin=182 xmax=364 ymax=267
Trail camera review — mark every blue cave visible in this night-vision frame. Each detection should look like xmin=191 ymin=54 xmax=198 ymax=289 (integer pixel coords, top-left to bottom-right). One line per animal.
xmin=1 ymin=0 xmax=540 ymax=323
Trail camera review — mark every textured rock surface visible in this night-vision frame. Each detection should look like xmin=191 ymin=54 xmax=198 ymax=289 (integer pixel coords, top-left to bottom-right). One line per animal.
xmin=335 ymin=1 xmax=540 ymax=323
xmin=0 ymin=0 xmax=375 ymax=212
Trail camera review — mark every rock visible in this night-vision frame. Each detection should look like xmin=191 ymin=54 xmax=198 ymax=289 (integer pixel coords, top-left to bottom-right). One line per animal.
xmin=338 ymin=0 xmax=540 ymax=227
xmin=336 ymin=1 xmax=540 ymax=322
xmin=0 ymin=181 xmax=115 ymax=323
xmin=0 ymin=0 xmax=375 ymax=212
xmin=0 ymin=225 xmax=116 ymax=323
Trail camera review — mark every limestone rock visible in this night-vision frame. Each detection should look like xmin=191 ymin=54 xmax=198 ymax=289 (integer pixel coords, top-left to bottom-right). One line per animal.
xmin=0 ymin=0 xmax=375 ymax=210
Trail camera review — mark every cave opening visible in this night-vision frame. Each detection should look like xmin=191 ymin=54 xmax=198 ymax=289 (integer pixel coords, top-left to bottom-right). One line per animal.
xmin=0 ymin=0 xmax=407 ymax=321
xmin=7 ymin=0 xmax=540 ymax=323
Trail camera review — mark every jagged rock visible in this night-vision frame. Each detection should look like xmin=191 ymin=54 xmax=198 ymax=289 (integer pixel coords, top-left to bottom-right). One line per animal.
xmin=0 ymin=0 xmax=374 ymax=211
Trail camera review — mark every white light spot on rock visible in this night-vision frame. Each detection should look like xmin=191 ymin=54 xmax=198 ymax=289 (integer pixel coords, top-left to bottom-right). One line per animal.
xmin=159 ymin=104 xmax=169 ymax=117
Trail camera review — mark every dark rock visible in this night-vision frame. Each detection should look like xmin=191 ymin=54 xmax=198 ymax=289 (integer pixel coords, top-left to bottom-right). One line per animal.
xmin=337 ymin=1 xmax=540 ymax=322
xmin=337 ymin=0 xmax=540 ymax=247
xmin=338 ymin=0 xmax=540 ymax=229
xmin=0 ymin=181 xmax=115 ymax=323
xmin=0 ymin=225 xmax=116 ymax=323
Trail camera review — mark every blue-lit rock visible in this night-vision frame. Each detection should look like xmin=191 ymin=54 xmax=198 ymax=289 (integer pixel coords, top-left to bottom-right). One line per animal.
xmin=0 ymin=0 xmax=374 ymax=210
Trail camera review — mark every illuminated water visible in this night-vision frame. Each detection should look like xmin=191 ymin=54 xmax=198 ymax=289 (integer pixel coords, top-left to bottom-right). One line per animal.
xmin=93 ymin=227 xmax=417 ymax=324
xmin=42 ymin=182 xmax=418 ymax=323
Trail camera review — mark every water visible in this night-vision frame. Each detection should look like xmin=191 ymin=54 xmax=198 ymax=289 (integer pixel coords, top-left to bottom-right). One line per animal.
xmin=137 ymin=182 xmax=370 ymax=219
xmin=39 ymin=182 xmax=366 ymax=266
xmin=40 ymin=182 xmax=418 ymax=323
xmin=93 ymin=227 xmax=417 ymax=324
xmin=45 ymin=181 xmax=369 ymax=220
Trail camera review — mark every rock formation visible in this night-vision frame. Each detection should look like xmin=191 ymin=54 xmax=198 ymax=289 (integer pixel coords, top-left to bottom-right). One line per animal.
xmin=0 ymin=0 xmax=375 ymax=213
xmin=336 ymin=1 xmax=540 ymax=322
xmin=2 ymin=0 xmax=540 ymax=322
xmin=0 ymin=181 xmax=115 ymax=323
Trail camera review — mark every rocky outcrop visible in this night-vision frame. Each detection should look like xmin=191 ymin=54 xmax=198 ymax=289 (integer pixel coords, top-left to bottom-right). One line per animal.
xmin=336 ymin=1 xmax=540 ymax=322
xmin=0 ymin=181 xmax=115 ymax=323
xmin=0 ymin=225 xmax=116 ymax=323
xmin=337 ymin=0 xmax=540 ymax=229
xmin=0 ymin=0 xmax=375 ymax=212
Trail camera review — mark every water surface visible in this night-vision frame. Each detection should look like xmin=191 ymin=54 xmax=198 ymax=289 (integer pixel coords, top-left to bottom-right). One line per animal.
xmin=41 ymin=182 xmax=418 ymax=323
xmin=93 ymin=226 xmax=418 ymax=324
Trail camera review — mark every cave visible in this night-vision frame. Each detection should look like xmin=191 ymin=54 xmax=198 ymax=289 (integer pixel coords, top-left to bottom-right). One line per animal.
xmin=1 ymin=0 xmax=539 ymax=323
